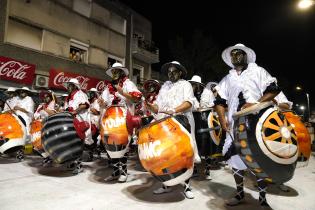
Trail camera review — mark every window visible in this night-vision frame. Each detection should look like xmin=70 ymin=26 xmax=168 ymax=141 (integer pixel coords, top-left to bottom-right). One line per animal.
xmin=69 ymin=39 xmax=89 ymax=63
xmin=132 ymin=64 xmax=144 ymax=85
xmin=107 ymin=55 xmax=124 ymax=68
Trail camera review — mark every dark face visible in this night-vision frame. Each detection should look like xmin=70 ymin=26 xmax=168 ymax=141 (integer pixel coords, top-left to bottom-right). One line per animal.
xmin=88 ymin=91 xmax=96 ymax=99
xmin=67 ymin=83 xmax=76 ymax=93
xmin=168 ymin=66 xmax=182 ymax=83
xmin=43 ymin=94 xmax=52 ymax=104
xmin=6 ymin=92 xmax=16 ymax=98
xmin=111 ymin=69 xmax=125 ymax=81
xmin=230 ymin=49 xmax=247 ymax=67
xmin=19 ymin=90 xmax=28 ymax=99
xmin=191 ymin=83 xmax=203 ymax=95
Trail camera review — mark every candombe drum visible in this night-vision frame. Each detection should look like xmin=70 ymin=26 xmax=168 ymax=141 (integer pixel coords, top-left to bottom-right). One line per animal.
xmin=233 ymin=101 xmax=298 ymax=184
xmin=30 ymin=119 xmax=46 ymax=157
xmin=41 ymin=112 xmax=83 ymax=164
xmin=138 ymin=115 xmax=194 ymax=186
xmin=193 ymin=108 xmax=222 ymax=158
xmin=0 ymin=113 xmax=27 ymax=154
xmin=282 ymin=111 xmax=311 ymax=167
xmin=100 ymin=105 xmax=129 ymax=158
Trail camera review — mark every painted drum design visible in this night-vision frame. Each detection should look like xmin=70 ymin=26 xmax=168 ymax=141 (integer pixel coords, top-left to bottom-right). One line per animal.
xmin=233 ymin=102 xmax=298 ymax=184
xmin=100 ymin=105 xmax=129 ymax=158
xmin=0 ymin=113 xmax=26 ymax=154
xmin=138 ymin=115 xmax=194 ymax=186
xmin=41 ymin=112 xmax=83 ymax=164
xmin=282 ymin=111 xmax=311 ymax=167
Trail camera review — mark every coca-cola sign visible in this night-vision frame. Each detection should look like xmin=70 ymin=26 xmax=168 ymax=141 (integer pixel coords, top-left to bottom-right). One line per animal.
xmin=0 ymin=56 xmax=36 ymax=85
xmin=49 ymin=69 xmax=106 ymax=91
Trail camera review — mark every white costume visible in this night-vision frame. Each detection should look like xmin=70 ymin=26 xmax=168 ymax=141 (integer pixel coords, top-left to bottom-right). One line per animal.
xmin=89 ymin=98 xmax=101 ymax=129
xmin=215 ymin=62 xmax=277 ymax=170
xmin=200 ymin=82 xmax=216 ymax=108
xmin=101 ymin=78 xmax=141 ymax=114
xmin=154 ymin=79 xmax=201 ymax=163
xmin=64 ymin=90 xmax=92 ymax=145
xmin=33 ymin=101 xmax=56 ymax=120
xmin=15 ymin=96 xmax=34 ymax=134
xmin=3 ymin=96 xmax=18 ymax=112
xmin=274 ymin=91 xmax=293 ymax=109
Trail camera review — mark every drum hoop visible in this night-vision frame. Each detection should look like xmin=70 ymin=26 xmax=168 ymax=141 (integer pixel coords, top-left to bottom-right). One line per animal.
xmin=139 ymin=114 xmax=184 ymax=130
xmin=233 ymin=101 xmax=273 ymax=118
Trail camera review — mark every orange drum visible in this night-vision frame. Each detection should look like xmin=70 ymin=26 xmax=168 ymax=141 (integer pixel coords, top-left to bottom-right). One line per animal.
xmin=138 ymin=115 xmax=194 ymax=186
xmin=100 ymin=105 xmax=129 ymax=158
xmin=0 ymin=113 xmax=27 ymax=154
xmin=30 ymin=119 xmax=44 ymax=153
xmin=283 ymin=111 xmax=311 ymax=166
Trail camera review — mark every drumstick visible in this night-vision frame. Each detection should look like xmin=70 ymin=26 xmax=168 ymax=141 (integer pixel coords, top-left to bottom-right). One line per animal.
xmin=0 ymin=98 xmax=16 ymax=114
xmin=196 ymin=126 xmax=221 ymax=134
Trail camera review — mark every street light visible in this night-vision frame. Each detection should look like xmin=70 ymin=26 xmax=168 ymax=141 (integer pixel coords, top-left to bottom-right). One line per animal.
xmin=296 ymin=86 xmax=311 ymax=121
xmin=298 ymin=0 xmax=314 ymax=9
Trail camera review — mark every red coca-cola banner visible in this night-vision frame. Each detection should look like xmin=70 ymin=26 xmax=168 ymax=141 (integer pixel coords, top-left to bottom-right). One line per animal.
xmin=0 ymin=56 xmax=36 ymax=85
xmin=49 ymin=69 xmax=106 ymax=91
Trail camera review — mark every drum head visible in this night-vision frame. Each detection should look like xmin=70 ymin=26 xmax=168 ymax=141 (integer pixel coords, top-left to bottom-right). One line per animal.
xmin=0 ymin=113 xmax=27 ymax=154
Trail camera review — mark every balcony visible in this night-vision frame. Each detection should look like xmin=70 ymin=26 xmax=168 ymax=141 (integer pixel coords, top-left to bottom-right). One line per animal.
xmin=132 ymin=37 xmax=159 ymax=64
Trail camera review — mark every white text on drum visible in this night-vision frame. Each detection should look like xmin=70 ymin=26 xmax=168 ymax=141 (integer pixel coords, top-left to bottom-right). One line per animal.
xmin=104 ymin=117 xmax=125 ymax=129
xmin=138 ymin=141 xmax=162 ymax=160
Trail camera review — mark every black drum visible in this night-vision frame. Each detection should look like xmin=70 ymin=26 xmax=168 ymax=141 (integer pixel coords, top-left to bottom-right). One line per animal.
xmin=233 ymin=102 xmax=298 ymax=184
xmin=41 ymin=112 xmax=83 ymax=164
xmin=193 ymin=108 xmax=224 ymax=158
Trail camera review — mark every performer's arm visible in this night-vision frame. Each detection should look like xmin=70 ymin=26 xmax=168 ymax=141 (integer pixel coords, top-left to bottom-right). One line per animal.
xmin=214 ymin=94 xmax=229 ymax=132
xmin=145 ymin=101 xmax=159 ymax=114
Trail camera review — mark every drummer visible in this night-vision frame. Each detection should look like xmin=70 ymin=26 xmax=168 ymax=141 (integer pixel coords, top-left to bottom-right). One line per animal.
xmin=14 ymin=87 xmax=35 ymax=137
xmin=2 ymin=87 xmax=18 ymax=113
xmin=63 ymin=78 xmax=92 ymax=174
xmin=214 ymin=43 xmax=280 ymax=207
xmin=34 ymin=90 xmax=57 ymax=120
xmin=87 ymin=88 xmax=101 ymax=161
xmin=142 ymin=79 xmax=161 ymax=117
xmin=99 ymin=62 xmax=142 ymax=183
xmin=146 ymin=61 xmax=199 ymax=199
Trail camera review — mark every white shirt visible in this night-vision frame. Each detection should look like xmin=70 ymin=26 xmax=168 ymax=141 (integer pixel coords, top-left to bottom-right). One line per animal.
xmin=101 ymin=78 xmax=141 ymax=114
xmin=33 ymin=101 xmax=56 ymax=120
xmin=89 ymin=98 xmax=100 ymax=128
xmin=64 ymin=90 xmax=90 ymax=123
xmin=274 ymin=91 xmax=293 ymax=109
xmin=15 ymin=96 xmax=34 ymax=130
xmin=200 ymin=82 xmax=216 ymax=109
xmin=154 ymin=79 xmax=195 ymax=119
xmin=215 ymin=63 xmax=277 ymax=124
xmin=3 ymin=96 xmax=18 ymax=112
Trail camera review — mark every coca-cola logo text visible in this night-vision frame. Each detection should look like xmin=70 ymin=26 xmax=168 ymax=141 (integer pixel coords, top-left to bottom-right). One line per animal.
xmin=53 ymin=72 xmax=90 ymax=90
xmin=0 ymin=61 xmax=30 ymax=80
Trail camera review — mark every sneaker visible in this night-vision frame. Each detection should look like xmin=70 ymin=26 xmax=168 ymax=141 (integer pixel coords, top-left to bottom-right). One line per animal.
xmin=153 ymin=186 xmax=172 ymax=194
xmin=118 ymin=174 xmax=128 ymax=182
xmin=225 ymin=197 xmax=244 ymax=206
xmin=205 ymin=170 xmax=212 ymax=180
xmin=104 ymin=174 xmax=119 ymax=182
xmin=184 ymin=189 xmax=194 ymax=199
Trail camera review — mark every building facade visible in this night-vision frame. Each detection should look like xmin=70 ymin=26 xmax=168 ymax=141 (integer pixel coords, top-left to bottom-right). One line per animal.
xmin=0 ymin=0 xmax=159 ymax=95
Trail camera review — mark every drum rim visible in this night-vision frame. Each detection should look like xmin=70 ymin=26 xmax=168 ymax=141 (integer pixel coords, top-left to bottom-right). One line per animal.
xmin=233 ymin=101 xmax=273 ymax=118
xmin=139 ymin=114 xmax=185 ymax=130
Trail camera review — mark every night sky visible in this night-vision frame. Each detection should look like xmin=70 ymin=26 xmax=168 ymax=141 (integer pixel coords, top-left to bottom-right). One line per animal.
xmin=121 ymin=0 xmax=315 ymax=111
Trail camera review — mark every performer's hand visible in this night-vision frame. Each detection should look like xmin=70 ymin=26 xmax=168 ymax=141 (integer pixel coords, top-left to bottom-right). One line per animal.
xmin=114 ymin=85 xmax=124 ymax=95
xmin=160 ymin=108 xmax=176 ymax=115
xmin=98 ymin=98 xmax=107 ymax=108
xmin=241 ymin=103 xmax=257 ymax=110
xmin=71 ymin=110 xmax=77 ymax=116
xmin=219 ymin=117 xmax=230 ymax=132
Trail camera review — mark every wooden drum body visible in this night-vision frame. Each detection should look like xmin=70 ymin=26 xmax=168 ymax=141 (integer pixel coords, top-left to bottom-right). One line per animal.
xmin=138 ymin=115 xmax=194 ymax=186
xmin=233 ymin=102 xmax=298 ymax=184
